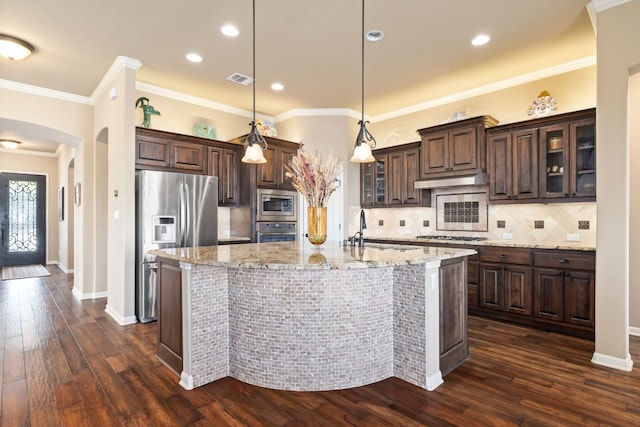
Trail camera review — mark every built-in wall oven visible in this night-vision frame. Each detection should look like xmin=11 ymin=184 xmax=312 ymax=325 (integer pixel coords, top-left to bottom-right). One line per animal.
xmin=256 ymin=188 xmax=298 ymax=242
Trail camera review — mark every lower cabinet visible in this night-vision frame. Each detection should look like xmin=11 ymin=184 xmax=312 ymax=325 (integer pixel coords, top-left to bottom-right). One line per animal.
xmin=157 ymin=259 xmax=183 ymax=375
xmin=439 ymin=257 xmax=468 ymax=376
xmin=478 ymin=247 xmax=532 ymax=316
xmin=533 ymin=250 xmax=595 ymax=330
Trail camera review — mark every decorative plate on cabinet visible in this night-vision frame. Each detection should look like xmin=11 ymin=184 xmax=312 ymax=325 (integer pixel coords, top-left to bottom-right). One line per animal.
xmin=193 ymin=122 xmax=217 ymax=139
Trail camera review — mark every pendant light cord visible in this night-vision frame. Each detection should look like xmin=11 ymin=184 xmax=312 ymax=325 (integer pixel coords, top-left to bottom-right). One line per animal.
xmin=253 ymin=0 xmax=256 ymax=124
xmin=361 ymin=0 xmax=365 ymax=124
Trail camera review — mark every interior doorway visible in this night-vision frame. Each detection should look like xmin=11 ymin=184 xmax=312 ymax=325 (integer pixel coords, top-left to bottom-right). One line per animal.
xmin=0 ymin=172 xmax=46 ymax=266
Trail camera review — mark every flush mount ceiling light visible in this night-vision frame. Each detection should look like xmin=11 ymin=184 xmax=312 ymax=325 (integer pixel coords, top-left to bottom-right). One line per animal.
xmin=0 ymin=34 xmax=34 ymax=60
xmin=241 ymin=0 xmax=268 ymax=164
xmin=351 ymin=0 xmax=376 ymax=163
xmin=471 ymin=34 xmax=490 ymax=46
xmin=186 ymin=52 xmax=203 ymax=63
xmin=271 ymin=82 xmax=284 ymax=91
xmin=221 ymin=24 xmax=239 ymax=37
xmin=1 ymin=139 xmax=21 ymax=149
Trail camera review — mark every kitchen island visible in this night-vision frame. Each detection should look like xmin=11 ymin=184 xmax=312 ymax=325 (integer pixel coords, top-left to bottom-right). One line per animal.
xmin=150 ymin=241 xmax=475 ymax=392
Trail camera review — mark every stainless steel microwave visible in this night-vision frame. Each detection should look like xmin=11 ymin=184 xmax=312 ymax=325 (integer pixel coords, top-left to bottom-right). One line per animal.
xmin=256 ymin=188 xmax=298 ymax=222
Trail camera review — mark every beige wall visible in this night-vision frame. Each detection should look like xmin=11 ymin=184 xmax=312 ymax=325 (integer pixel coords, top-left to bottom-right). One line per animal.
xmin=592 ymin=0 xmax=640 ymax=370
xmin=0 ymin=151 xmax=59 ymax=263
xmin=628 ymin=71 xmax=640 ymax=329
xmin=135 ymin=90 xmax=251 ymax=141
xmin=370 ymin=66 xmax=596 ymax=149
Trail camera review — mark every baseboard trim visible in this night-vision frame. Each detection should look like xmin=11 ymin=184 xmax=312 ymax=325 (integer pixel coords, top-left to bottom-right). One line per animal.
xmin=591 ymin=352 xmax=634 ymax=372
xmin=56 ymin=262 xmax=74 ymax=274
xmin=629 ymin=326 xmax=640 ymax=337
xmin=180 ymin=372 xmax=194 ymax=390
xmin=426 ymin=371 xmax=444 ymax=391
xmin=72 ymin=287 xmax=107 ymax=300
xmin=104 ymin=304 xmax=138 ymax=326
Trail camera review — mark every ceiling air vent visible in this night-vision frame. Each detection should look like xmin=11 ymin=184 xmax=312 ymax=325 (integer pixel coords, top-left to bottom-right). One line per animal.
xmin=226 ymin=73 xmax=253 ymax=85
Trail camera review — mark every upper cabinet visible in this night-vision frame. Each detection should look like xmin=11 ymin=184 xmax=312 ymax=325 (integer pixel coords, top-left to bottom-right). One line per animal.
xmin=360 ymin=142 xmax=428 ymax=208
xmin=136 ymin=128 xmax=206 ymax=174
xmin=487 ymin=127 xmax=539 ymax=201
xmin=540 ymin=116 xmax=596 ymax=199
xmin=487 ymin=108 xmax=596 ymax=204
xmin=256 ymin=138 xmax=299 ymax=190
xmin=208 ymin=146 xmax=240 ymax=206
xmin=136 ymin=127 xmax=242 ymax=206
xmin=417 ymin=116 xmax=498 ymax=179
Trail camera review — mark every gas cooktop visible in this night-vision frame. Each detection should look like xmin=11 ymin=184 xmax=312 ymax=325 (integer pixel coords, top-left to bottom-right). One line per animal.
xmin=415 ymin=235 xmax=489 ymax=242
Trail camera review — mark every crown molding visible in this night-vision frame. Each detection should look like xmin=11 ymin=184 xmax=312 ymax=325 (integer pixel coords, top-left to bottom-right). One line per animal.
xmin=0 ymin=147 xmax=58 ymax=157
xmin=372 ymin=55 xmax=597 ymax=123
xmin=275 ymin=108 xmax=362 ymax=123
xmin=90 ymin=56 xmax=142 ymax=103
xmin=136 ymin=81 xmax=273 ymax=121
xmin=588 ymin=0 xmax=631 ymax=13
xmin=1 ymin=55 xmax=596 ymax=125
xmin=0 ymin=79 xmax=93 ymax=105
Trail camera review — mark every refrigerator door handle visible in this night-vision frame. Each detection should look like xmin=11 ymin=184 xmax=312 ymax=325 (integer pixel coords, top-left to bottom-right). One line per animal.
xmin=185 ymin=182 xmax=191 ymax=247
xmin=179 ymin=182 xmax=186 ymax=246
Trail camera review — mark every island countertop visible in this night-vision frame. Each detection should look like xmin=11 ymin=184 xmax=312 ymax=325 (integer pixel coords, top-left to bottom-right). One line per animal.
xmin=149 ymin=240 xmax=477 ymax=269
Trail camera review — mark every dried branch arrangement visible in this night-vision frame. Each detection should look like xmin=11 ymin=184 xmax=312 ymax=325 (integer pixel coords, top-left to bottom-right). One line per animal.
xmin=285 ymin=149 xmax=342 ymax=207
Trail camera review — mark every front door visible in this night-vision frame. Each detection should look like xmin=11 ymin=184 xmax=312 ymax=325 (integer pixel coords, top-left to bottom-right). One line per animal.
xmin=0 ymin=173 xmax=46 ymax=267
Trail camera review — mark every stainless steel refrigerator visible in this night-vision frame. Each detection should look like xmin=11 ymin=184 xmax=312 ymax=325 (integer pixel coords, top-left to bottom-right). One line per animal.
xmin=135 ymin=170 xmax=218 ymax=323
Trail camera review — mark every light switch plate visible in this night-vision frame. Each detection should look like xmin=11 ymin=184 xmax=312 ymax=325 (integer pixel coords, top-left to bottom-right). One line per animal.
xmin=567 ymin=233 xmax=581 ymax=241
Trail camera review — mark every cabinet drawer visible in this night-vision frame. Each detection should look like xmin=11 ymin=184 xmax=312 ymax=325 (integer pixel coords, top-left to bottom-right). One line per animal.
xmin=533 ymin=251 xmax=594 ymax=270
xmin=479 ymin=246 xmax=531 ymax=265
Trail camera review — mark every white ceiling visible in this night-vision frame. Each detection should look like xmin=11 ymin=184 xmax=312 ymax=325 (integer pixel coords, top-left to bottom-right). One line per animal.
xmin=0 ymin=0 xmax=596 ymax=154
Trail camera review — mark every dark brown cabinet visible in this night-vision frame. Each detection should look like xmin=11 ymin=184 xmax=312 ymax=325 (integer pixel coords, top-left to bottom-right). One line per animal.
xmin=254 ymin=138 xmax=299 ymax=190
xmin=487 ymin=128 xmax=539 ymax=201
xmin=136 ymin=128 xmax=243 ymax=206
xmin=540 ymin=115 xmax=596 ymax=200
xmin=360 ymin=142 xmax=428 ymax=208
xmin=533 ymin=250 xmax=595 ymax=330
xmin=360 ymin=154 xmax=387 ymax=207
xmin=136 ymin=128 xmax=207 ymax=174
xmin=439 ymin=257 xmax=468 ymax=376
xmin=478 ymin=247 xmax=532 ymax=316
xmin=417 ymin=116 xmax=498 ymax=179
xmin=157 ymin=259 xmax=183 ymax=375
xmin=487 ymin=108 xmax=596 ymax=204
xmin=208 ymin=146 xmax=240 ymax=206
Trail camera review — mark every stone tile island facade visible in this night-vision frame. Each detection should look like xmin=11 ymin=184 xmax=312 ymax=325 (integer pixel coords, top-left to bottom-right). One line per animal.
xmin=151 ymin=241 xmax=475 ymax=392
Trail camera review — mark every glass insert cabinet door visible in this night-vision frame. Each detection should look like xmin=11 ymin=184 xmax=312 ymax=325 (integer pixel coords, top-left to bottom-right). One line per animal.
xmin=360 ymin=155 xmax=387 ymax=206
xmin=540 ymin=118 xmax=595 ymax=199
xmin=540 ymin=124 xmax=570 ymax=198
xmin=571 ymin=119 xmax=596 ymax=197
xmin=0 ymin=173 xmax=46 ymax=267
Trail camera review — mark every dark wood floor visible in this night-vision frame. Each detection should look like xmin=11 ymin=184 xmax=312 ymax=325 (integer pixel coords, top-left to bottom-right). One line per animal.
xmin=1 ymin=265 xmax=639 ymax=426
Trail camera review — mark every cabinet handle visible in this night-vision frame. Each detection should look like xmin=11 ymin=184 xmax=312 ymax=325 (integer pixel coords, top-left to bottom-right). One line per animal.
xmin=559 ymin=258 xmax=569 ymax=264
xmin=500 ymin=254 xmax=508 ymax=259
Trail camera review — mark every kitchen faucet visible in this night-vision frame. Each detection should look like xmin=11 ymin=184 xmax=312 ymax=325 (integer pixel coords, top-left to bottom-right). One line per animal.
xmin=350 ymin=209 xmax=366 ymax=247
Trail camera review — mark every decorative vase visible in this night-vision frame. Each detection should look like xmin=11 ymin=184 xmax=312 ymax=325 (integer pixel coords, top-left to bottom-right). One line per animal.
xmin=307 ymin=206 xmax=327 ymax=245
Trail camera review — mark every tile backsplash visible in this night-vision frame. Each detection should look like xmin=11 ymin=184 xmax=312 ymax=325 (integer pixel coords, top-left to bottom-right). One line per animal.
xmin=354 ymin=201 xmax=596 ymax=246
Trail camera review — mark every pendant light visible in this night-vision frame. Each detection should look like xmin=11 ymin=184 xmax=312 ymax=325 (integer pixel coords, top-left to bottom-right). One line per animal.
xmin=350 ymin=0 xmax=376 ymax=163
xmin=241 ymin=0 xmax=268 ymax=164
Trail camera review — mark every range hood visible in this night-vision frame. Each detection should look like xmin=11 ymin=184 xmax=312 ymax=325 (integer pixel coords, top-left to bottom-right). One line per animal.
xmin=414 ymin=173 xmax=487 ymax=189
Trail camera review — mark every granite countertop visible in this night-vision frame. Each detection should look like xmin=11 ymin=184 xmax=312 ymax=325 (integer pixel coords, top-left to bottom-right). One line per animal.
xmin=150 ymin=240 xmax=476 ymax=270
xmin=218 ymin=236 xmax=251 ymax=243
xmin=366 ymin=236 xmax=595 ymax=252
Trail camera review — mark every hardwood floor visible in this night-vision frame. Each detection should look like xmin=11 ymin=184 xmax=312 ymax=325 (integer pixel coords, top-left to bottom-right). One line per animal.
xmin=1 ymin=265 xmax=639 ymax=426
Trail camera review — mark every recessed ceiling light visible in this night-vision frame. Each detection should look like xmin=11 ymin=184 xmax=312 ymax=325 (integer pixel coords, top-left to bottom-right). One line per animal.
xmin=1 ymin=139 xmax=21 ymax=149
xmin=271 ymin=83 xmax=284 ymax=91
xmin=221 ymin=24 xmax=239 ymax=37
xmin=186 ymin=53 xmax=203 ymax=63
xmin=366 ymin=30 xmax=384 ymax=42
xmin=0 ymin=34 xmax=34 ymax=60
xmin=471 ymin=34 xmax=490 ymax=46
